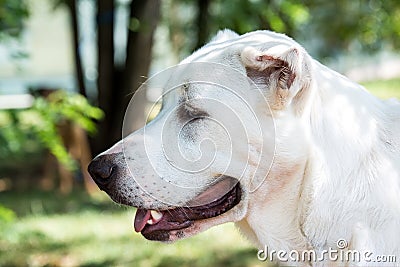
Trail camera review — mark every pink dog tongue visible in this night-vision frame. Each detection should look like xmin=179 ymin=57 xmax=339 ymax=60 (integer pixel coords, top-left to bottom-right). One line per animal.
xmin=134 ymin=209 xmax=151 ymax=232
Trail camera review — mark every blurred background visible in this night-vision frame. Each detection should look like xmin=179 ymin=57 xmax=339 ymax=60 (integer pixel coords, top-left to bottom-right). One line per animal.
xmin=0 ymin=0 xmax=399 ymax=266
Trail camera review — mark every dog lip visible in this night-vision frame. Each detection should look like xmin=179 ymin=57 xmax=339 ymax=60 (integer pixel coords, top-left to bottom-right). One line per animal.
xmin=134 ymin=209 xmax=164 ymax=232
xmin=133 ymin=209 xmax=151 ymax=232
xmin=139 ymin=182 xmax=242 ymax=241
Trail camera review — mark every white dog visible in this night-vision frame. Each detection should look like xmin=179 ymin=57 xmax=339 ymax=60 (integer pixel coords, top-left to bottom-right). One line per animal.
xmin=88 ymin=29 xmax=400 ymax=266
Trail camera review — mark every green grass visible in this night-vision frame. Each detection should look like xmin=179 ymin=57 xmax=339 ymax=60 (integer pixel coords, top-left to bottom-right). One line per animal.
xmin=0 ymin=190 xmax=265 ymax=267
xmin=362 ymin=78 xmax=400 ymax=99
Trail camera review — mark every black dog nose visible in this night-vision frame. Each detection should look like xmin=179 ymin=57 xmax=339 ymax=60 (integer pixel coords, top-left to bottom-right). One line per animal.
xmin=88 ymin=154 xmax=116 ymax=188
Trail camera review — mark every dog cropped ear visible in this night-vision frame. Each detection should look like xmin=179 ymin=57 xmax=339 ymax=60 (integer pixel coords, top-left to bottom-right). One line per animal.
xmin=241 ymin=46 xmax=312 ymax=113
xmin=210 ymin=29 xmax=239 ymax=44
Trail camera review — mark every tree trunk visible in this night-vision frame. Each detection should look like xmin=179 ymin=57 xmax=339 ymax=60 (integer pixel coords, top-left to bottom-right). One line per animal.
xmin=116 ymin=0 xmax=161 ymax=134
xmin=67 ymin=0 xmax=86 ymax=97
xmin=95 ymin=0 xmax=115 ymax=154
xmin=195 ymin=0 xmax=211 ymax=50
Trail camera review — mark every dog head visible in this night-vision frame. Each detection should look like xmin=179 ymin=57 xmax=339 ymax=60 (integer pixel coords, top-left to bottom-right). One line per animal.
xmin=88 ymin=29 xmax=313 ymax=242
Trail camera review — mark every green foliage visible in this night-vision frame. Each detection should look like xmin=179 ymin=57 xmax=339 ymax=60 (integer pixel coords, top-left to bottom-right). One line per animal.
xmin=304 ymin=0 xmax=400 ymax=58
xmin=0 ymin=0 xmax=29 ymax=41
xmin=0 ymin=204 xmax=16 ymax=238
xmin=0 ymin=204 xmax=16 ymax=224
xmin=362 ymin=78 xmax=400 ymax=100
xmin=166 ymin=0 xmax=400 ymax=59
xmin=0 ymin=92 xmax=103 ymax=171
xmin=0 ymin=110 xmax=40 ymax=161
xmin=211 ymin=0 xmax=309 ymax=36
xmin=36 ymin=91 xmax=104 ymax=135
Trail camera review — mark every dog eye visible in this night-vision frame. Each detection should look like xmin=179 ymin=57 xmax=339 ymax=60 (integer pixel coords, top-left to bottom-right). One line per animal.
xmin=185 ymin=105 xmax=209 ymax=119
xmin=187 ymin=109 xmax=208 ymax=119
xmin=177 ymin=104 xmax=209 ymax=123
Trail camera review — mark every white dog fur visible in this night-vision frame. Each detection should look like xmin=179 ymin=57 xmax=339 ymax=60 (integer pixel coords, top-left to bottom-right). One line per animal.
xmin=92 ymin=29 xmax=400 ymax=266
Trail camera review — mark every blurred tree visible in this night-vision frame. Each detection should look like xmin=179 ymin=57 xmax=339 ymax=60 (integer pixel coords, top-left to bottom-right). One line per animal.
xmin=305 ymin=0 xmax=400 ymax=58
xmin=210 ymin=0 xmax=308 ymax=38
xmin=95 ymin=0 xmax=115 ymax=154
xmin=165 ymin=0 xmax=400 ymax=61
xmin=0 ymin=91 xmax=103 ymax=176
xmin=195 ymin=0 xmax=211 ymax=49
xmin=66 ymin=0 xmax=87 ymax=97
xmin=164 ymin=0 xmax=196 ymax=60
xmin=0 ymin=0 xmax=162 ymax=156
xmin=0 ymin=0 xmax=29 ymax=41
xmin=0 ymin=1 xmax=103 ymax=191
xmin=94 ymin=0 xmax=161 ymax=153
xmin=0 ymin=0 xmax=29 ymax=61
xmin=53 ymin=0 xmax=87 ymax=97
xmin=50 ymin=0 xmax=162 ymax=154
xmin=120 ymin=0 xmax=161 ymax=132
xmin=165 ymin=0 xmax=309 ymax=56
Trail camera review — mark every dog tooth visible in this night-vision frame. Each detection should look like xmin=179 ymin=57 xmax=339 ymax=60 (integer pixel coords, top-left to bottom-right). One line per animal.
xmin=147 ymin=219 xmax=154 ymax=225
xmin=150 ymin=210 xmax=163 ymax=220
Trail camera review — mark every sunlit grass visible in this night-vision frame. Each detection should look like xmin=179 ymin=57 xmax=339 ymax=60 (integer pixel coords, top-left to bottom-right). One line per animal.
xmin=362 ymin=78 xmax=400 ymax=99
xmin=0 ymin=190 xmax=265 ymax=267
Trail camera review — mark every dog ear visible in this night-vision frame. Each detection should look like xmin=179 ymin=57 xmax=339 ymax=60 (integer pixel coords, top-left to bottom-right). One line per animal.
xmin=241 ymin=46 xmax=312 ymax=113
xmin=210 ymin=29 xmax=239 ymax=44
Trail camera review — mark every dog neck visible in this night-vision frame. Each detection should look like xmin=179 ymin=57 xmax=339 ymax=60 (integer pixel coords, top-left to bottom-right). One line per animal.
xmin=300 ymin=61 xmax=400 ymax=254
xmin=236 ymin=111 xmax=313 ymax=252
xmin=237 ymin=59 xmax=400 ymax=258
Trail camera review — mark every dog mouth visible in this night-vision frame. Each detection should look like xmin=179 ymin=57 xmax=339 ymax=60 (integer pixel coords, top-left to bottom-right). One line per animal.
xmin=133 ymin=179 xmax=242 ymax=241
